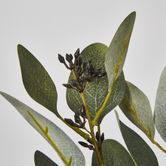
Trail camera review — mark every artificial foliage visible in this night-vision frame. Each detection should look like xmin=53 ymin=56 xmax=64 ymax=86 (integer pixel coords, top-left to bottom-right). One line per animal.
xmin=1 ymin=11 xmax=166 ymax=166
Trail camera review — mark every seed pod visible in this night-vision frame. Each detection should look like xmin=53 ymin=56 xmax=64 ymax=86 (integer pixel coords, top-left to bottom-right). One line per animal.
xmin=78 ymin=141 xmax=94 ymax=150
xmin=77 ymin=57 xmax=82 ymax=66
xmin=78 ymin=141 xmax=89 ymax=148
xmin=64 ymin=118 xmax=80 ymax=128
xmin=96 ymin=131 xmax=100 ymax=141
xmin=88 ymin=145 xmax=94 ymax=150
xmin=74 ymin=48 xmax=80 ymax=59
xmin=74 ymin=113 xmax=81 ymax=124
xmin=70 ymin=80 xmax=83 ymax=92
xmin=70 ymin=80 xmax=79 ymax=88
xmin=58 ymin=54 xmax=65 ymax=63
xmin=62 ymin=84 xmax=73 ymax=89
xmin=66 ymin=53 xmax=73 ymax=63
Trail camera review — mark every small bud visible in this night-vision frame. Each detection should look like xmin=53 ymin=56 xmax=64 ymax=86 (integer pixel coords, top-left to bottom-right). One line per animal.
xmin=74 ymin=113 xmax=81 ymax=124
xmin=88 ymin=145 xmax=94 ymax=150
xmin=78 ymin=141 xmax=89 ymax=147
xmin=96 ymin=131 xmax=100 ymax=141
xmin=74 ymin=48 xmax=80 ymax=59
xmin=66 ymin=54 xmax=73 ymax=63
xmin=70 ymin=80 xmax=82 ymax=92
xmin=78 ymin=57 xmax=82 ymax=66
xmin=63 ymin=84 xmax=73 ymax=89
xmin=78 ymin=141 xmax=94 ymax=150
xmin=70 ymin=80 xmax=78 ymax=86
xmin=58 ymin=54 xmax=65 ymax=63
xmin=64 ymin=118 xmax=80 ymax=128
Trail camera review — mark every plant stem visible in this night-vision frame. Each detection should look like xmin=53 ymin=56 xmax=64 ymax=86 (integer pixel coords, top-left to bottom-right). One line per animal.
xmin=28 ymin=112 xmax=72 ymax=166
xmin=80 ymin=93 xmax=104 ymax=166
xmin=150 ymin=139 xmax=166 ymax=153
xmin=98 ymin=125 xmax=101 ymax=139
xmin=71 ymin=69 xmax=104 ymax=165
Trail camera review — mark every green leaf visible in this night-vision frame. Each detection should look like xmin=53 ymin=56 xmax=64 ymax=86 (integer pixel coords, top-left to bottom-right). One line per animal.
xmin=105 ymin=11 xmax=136 ymax=89
xmin=66 ymin=43 xmax=126 ymax=122
xmin=66 ymin=43 xmax=107 ymax=115
xmin=154 ymin=67 xmax=166 ymax=142
xmin=118 ymin=119 xmax=158 ymax=166
xmin=34 ymin=151 xmax=58 ymax=166
xmin=17 ymin=45 xmax=60 ymax=117
xmin=119 ymin=81 xmax=155 ymax=138
xmin=92 ymin=139 xmax=135 ymax=166
xmin=0 ymin=92 xmax=85 ymax=166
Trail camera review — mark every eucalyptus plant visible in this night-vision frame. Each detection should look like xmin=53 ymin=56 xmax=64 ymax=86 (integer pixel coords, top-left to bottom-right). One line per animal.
xmin=1 ymin=11 xmax=166 ymax=166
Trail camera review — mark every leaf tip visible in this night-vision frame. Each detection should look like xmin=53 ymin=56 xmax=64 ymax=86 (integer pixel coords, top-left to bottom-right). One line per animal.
xmin=17 ymin=44 xmax=24 ymax=52
xmin=129 ymin=11 xmax=136 ymax=19
xmin=34 ymin=150 xmax=40 ymax=157
xmin=124 ymin=11 xmax=136 ymax=26
xmin=0 ymin=91 xmax=6 ymax=97
xmin=17 ymin=44 xmax=24 ymax=57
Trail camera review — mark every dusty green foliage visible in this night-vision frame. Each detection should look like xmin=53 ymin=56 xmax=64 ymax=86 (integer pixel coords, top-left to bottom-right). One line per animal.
xmin=18 ymin=45 xmax=60 ymax=117
xmin=155 ymin=67 xmax=166 ymax=142
xmin=116 ymin=113 xmax=158 ymax=166
xmin=92 ymin=139 xmax=135 ymax=166
xmin=1 ymin=11 xmax=166 ymax=166
xmin=35 ymin=151 xmax=58 ymax=166
xmin=120 ymin=81 xmax=155 ymax=138
xmin=66 ymin=43 xmax=126 ymax=122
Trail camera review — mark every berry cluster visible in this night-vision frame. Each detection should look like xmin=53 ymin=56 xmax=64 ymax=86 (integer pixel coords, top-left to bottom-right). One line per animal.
xmin=58 ymin=48 xmax=106 ymax=92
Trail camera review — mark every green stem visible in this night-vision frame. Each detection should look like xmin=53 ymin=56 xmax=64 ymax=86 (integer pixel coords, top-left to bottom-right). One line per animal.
xmin=28 ymin=112 xmax=72 ymax=166
xmin=151 ymin=139 xmax=166 ymax=153
xmin=71 ymin=69 xmax=104 ymax=165
xmin=80 ymin=93 xmax=104 ymax=166
xmin=98 ymin=125 xmax=101 ymax=138
xmin=97 ymin=125 xmax=104 ymax=162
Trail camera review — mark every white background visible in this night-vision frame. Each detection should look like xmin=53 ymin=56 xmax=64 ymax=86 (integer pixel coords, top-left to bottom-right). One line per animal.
xmin=0 ymin=0 xmax=166 ymax=165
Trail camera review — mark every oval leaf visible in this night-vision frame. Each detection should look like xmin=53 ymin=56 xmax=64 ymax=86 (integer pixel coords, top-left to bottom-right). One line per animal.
xmin=154 ymin=67 xmax=166 ymax=142
xmin=92 ymin=139 xmax=135 ymax=166
xmin=17 ymin=45 xmax=60 ymax=117
xmin=119 ymin=81 xmax=155 ymax=138
xmin=66 ymin=43 xmax=107 ymax=115
xmin=0 ymin=92 xmax=85 ymax=166
xmin=118 ymin=118 xmax=158 ymax=166
xmin=105 ymin=11 xmax=136 ymax=89
xmin=34 ymin=151 xmax=58 ymax=166
xmin=66 ymin=43 xmax=126 ymax=121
